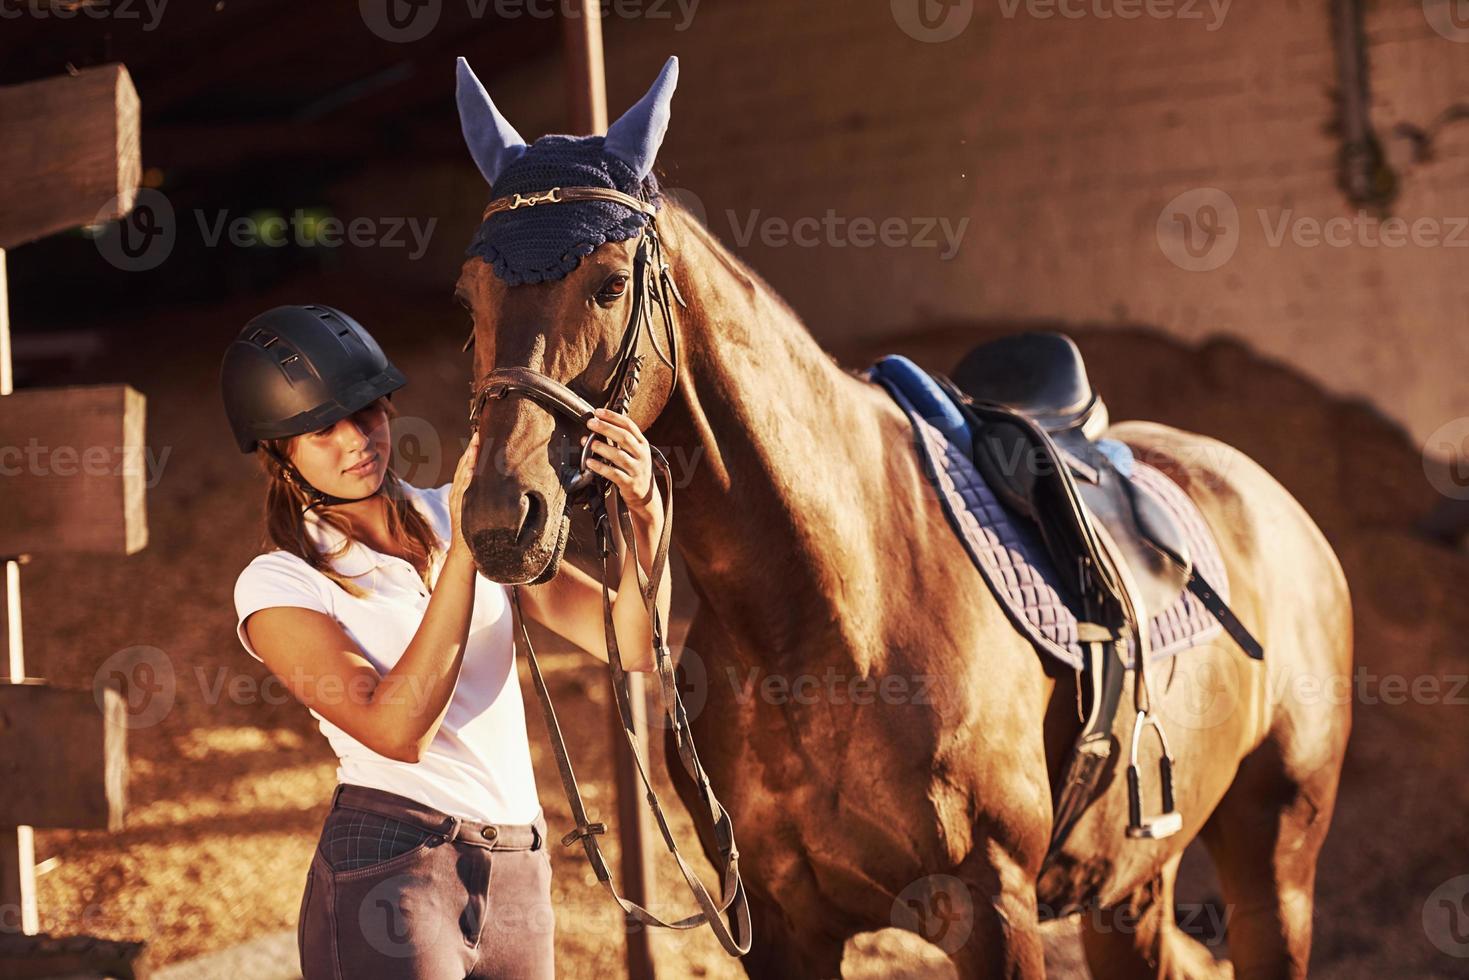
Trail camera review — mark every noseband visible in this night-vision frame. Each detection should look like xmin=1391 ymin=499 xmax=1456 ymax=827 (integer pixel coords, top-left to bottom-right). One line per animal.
xmin=462 ymin=185 xmax=751 ymax=956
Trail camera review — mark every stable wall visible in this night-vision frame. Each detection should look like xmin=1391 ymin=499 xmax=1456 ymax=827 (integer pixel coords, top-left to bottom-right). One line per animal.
xmin=395 ymin=0 xmax=1469 ymax=447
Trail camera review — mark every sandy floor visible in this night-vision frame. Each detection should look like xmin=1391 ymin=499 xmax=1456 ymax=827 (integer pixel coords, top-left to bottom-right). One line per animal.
xmin=14 ymin=278 xmax=1469 ymax=978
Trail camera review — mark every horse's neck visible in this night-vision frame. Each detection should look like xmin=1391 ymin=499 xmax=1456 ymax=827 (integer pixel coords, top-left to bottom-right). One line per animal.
xmin=650 ymin=212 xmax=882 ymax=668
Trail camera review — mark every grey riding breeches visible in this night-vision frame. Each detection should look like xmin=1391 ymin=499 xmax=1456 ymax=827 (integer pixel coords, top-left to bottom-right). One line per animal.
xmin=298 ymin=783 xmax=555 ymax=979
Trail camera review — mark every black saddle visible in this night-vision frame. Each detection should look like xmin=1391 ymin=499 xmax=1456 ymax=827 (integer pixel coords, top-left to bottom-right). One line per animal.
xmin=924 ymin=332 xmax=1263 ymax=851
xmin=948 ymin=332 xmax=1192 ymax=623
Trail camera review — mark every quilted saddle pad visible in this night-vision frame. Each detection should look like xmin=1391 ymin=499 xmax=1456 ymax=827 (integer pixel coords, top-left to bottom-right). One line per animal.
xmin=872 ymin=372 xmax=1231 ymax=671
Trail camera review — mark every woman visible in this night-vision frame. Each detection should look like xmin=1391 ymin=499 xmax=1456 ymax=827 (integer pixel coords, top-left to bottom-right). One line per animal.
xmin=220 ymin=303 xmax=667 ymax=979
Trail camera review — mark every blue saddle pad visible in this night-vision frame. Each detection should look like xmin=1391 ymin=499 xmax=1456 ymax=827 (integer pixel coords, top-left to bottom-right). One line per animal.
xmin=865 ymin=357 xmax=1229 ymax=669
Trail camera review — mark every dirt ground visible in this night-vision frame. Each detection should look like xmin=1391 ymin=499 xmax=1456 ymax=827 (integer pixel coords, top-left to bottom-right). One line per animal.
xmin=13 ymin=273 xmax=1469 ymax=978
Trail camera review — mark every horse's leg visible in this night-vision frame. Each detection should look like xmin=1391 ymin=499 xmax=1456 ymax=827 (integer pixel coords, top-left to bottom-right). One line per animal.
xmin=942 ymin=850 xmax=1048 ymax=979
xmin=1078 ymin=853 xmax=1228 ymax=980
xmin=1198 ymin=730 xmax=1343 ymax=980
xmin=737 ymin=889 xmax=844 ymax=980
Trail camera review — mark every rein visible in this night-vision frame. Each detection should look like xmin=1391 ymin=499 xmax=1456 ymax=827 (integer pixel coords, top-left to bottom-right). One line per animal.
xmin=465 ymin=185 xmax=752 ymax=956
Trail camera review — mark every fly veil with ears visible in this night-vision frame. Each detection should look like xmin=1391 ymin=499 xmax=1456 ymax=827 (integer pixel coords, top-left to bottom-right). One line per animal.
xmin=456 ymin=56 xmax=751 ymax=957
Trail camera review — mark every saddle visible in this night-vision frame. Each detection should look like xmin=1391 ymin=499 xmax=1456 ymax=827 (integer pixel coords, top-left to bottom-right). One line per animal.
xmin=949 ymin=333 xmax=1193 ymax=622
xmin=869 ymin=333 xmax=1263 ymax=853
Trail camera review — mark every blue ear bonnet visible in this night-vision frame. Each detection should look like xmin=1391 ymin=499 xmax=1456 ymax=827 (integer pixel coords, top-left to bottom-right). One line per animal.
xmin=457 ymin=54 xmax=678 ymax=286
xmin=466 ymin=136 xmax=662 ymax=286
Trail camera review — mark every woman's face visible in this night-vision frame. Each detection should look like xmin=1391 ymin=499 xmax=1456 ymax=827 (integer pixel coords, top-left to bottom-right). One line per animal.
xmin=288 ymin=400 xmax=391 ymax=498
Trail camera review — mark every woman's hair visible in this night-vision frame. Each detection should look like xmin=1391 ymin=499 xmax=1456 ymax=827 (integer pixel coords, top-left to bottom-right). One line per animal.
xmin=256 ymin=396 xmax=442 ymax=597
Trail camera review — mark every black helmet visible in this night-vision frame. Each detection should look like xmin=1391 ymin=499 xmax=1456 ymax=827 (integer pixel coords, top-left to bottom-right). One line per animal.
xmin=220 ymin=304 xmax=406 ymax=454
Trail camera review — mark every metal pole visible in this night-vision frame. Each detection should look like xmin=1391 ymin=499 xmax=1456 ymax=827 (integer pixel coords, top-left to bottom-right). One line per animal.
xmin=560 ymin=9 xmax=656 ymax=977
xmin=0 ymin=246 xmax=40 ymax=937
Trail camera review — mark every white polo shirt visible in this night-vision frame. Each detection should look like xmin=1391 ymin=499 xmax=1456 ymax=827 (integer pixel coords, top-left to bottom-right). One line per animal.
xmin=233 ymin=481 xmax=542 ymax=825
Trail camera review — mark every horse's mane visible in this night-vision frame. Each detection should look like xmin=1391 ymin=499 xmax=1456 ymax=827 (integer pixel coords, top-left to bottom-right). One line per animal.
xmin=655 ymin=193 xmax=855 ymax=386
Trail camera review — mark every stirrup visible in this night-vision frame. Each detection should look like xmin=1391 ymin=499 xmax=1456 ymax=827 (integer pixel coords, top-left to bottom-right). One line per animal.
xmin=1125 ymin=710 xmax=1183 ymax=840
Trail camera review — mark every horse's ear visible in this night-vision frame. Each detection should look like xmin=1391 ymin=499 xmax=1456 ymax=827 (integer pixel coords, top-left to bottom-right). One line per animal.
xmin=604 ymin=56 xmax=678 ymax=181
xmin=456 ymin=57 xmax=528 ymax=187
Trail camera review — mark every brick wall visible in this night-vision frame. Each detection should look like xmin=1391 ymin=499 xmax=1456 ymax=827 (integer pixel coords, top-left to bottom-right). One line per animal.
xmin=461 ymin=0 xmax=1469 ymax=446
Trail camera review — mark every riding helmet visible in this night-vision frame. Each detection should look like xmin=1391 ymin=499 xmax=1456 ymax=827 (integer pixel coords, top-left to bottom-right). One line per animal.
xmin=220 ymin=304 xmax=406 ymax=454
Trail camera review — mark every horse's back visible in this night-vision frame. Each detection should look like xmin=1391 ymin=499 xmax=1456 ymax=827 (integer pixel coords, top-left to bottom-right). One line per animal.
xmin=1107 ymin=419 xmax=1352 ymax=756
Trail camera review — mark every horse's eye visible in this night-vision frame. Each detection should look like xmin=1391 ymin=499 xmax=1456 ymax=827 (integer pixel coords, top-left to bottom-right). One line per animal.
xmin=596 ymin=274 xmax=630 ymax=307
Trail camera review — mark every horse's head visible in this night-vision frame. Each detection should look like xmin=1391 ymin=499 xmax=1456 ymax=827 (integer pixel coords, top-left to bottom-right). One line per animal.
xmin=453 ymin=56 xmax=681 ymax=584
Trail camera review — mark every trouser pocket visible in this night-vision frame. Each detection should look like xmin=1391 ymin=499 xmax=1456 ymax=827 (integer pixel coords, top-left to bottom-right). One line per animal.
xmin=320 ymin=806 xmax=442 ymax=874
xmin=327 ymin=833 xmax=480 ymax=977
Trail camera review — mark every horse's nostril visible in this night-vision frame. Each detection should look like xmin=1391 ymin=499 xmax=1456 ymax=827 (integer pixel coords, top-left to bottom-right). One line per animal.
xmin=517 ymin=492 xmax=543 ymax=547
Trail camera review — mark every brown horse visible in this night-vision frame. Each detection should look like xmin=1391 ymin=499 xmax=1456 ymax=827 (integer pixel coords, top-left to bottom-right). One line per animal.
xmin=453 ymin=67 xmax=1350 ymax=980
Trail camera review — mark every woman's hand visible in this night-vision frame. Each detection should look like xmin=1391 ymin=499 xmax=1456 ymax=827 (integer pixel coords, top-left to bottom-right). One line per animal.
xmin=448 ymin=432 xmax=481 ymax=559
xmin=581 ymin=408 xmax=657 ymax=521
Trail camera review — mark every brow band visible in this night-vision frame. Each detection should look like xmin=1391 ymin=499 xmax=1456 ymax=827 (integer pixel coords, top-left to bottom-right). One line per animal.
xmin=479 ymin=185 xmax=658 ymax=222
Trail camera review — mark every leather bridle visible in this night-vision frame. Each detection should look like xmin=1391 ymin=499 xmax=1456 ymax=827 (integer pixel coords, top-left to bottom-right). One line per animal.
xmin=464 ymin=185 xmax=752 ymax=956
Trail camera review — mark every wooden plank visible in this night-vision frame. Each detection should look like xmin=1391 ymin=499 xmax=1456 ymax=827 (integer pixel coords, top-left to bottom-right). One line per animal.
xmin=0 ymin=385 xmax=148 ymax=556
xmin=1 ymin=250 xmax=10 ymax=395
xmin=0 ymin=932 xmax=150 ymax=980
xmin=562 ymin=1 xmax=608 ymax=136
xmin=0 ymin=681 xmax=127 ymax=831
xmin=559 ymin=5 xmax=656 ymax=975
xmin=0 ymin=246 xmax=38 ymax=934
xmin=0 ymin=65 xmax=141 ymax=249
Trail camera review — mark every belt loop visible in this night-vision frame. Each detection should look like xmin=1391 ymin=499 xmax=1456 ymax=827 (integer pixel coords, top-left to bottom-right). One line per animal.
xmin=442 ymin=815 xmax=461 ymax=841
xmin=331 ymin=784 xmax=345 ymax=808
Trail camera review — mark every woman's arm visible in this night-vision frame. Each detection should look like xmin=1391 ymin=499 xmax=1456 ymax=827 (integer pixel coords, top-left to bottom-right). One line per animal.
xmin=608 ymin=481 xmax=673 ymax=671
xmin=518 ymin=408 xmax=671 ymax=673
xmin=242 ymin=434 xmax=483 ymax=763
